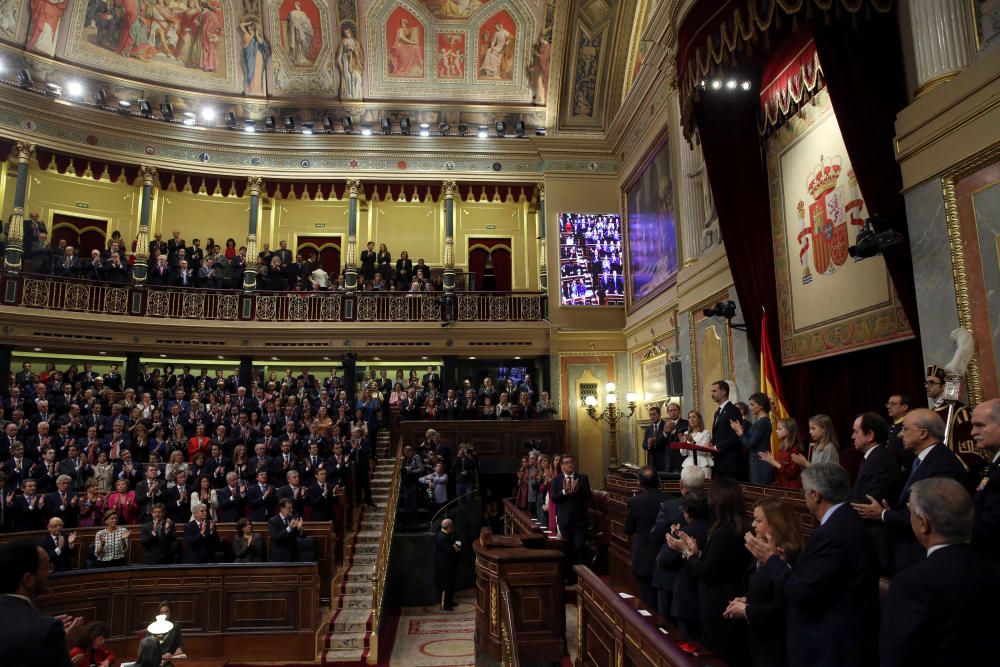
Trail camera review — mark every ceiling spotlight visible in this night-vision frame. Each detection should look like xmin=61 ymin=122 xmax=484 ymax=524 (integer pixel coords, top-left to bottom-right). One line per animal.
xmin=360 ymin=126 xmax=372 ymax=136
xmin=17 ymin=69 xmax=32 ymax=88
xmin=264 ymin=115 xmax=276 ymax=130
xmin=45 ymin=83 xmax=62 ymax=98
xmin=419 ymin=129 xmax=430 ymax=137
xmin=224 ymin=111 xmax=237 ymax=127
xmin=514 ymin=120 xmax=525 ymax=137
xmin=439 ymin=122 xmax=450 ymax=135
xmin=201 ymin=107 xmax=217 ymax=122
xmin=711 ymin=80 xmax=722 ymax=90
xmin=322 ymin=116 xmax=335 ymax=132
xmin=94 ymin=89 xmax=108 ymax=107
xmin=182 ymin=114 xmax=196 ymax=126
xmin=138 ymin=99 xmax=152 ymax=116
xmin=301 ymin=122 xmax=314 ymax=135
xmin=118 ymin=100 xmax=132 ymax=113
xmin=477 ymin=126 xmax=488 ymax=139
xmin=740 ymin=80 xmax=752 ymax=91
xmin=400 ymin=117 xmax=411 ymax=134
xmin=66 ymin=81 xmax=84 ymax=98
xmin=457 ymin=122 xmax=468 ymax=136
xmin=282 ymin=115 xmax=295 ymax=130
xmin=725 ymin=79 xmax=737 ymax=90
xmin=380 ymin=117 xmax=392 ymax=134
xmin=419 ymin=122 xmax=430 ymax=130
xmin=160 ymin=103 xmax=174 ymax=120
xmin=243 ymin=120 xmax=256 ymax=133
xmin=495 ymin=120 xmax=507 ymax=136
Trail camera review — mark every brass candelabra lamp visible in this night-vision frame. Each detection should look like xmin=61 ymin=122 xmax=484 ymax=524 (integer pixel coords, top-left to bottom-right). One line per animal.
xmin=584 ymin=382 xmax=637 ymax=469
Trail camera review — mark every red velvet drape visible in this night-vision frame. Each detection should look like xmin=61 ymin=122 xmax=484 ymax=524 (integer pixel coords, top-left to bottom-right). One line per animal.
xmin=468 ymin=238 xmax=512 ymax=291
xmin=296 ymin=236 xmax=341 ymax=276
xmin=50 ymin=213 xmax=108 ymax=256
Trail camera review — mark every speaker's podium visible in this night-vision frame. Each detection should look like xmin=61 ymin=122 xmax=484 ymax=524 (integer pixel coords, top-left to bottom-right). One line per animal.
xmin=473 ymin=528 xmax=565 ymax=667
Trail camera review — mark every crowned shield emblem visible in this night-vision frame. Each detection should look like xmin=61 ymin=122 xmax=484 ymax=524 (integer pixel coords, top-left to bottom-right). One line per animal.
xmin=795 ymin=156 xmax=864 ymax=284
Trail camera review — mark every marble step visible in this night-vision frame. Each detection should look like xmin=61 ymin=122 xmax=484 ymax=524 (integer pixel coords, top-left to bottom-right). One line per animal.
xmin=352 ymin=542 xmax=378 ymax=555
xmin=329 ymin=609 xmax=371 ymax=634
xmin=327 ymin=630 xmax=367 ymax=650
xmin=324 ymin=646 xmax=366 ymax=663
xmin=335 ymin=593 xmax=373 ymax=610
xmin=349 ymin=553 xmax=376 ymax=565
xmin=341 ymin=580 xmax=373 ymax=595
xmin=343 ymin=565 xmax=375 ymax=582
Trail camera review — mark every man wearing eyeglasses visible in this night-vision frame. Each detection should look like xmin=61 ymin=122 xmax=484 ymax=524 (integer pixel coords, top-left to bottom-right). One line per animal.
xmin=925 ymin=364 xmax=979 ymax=484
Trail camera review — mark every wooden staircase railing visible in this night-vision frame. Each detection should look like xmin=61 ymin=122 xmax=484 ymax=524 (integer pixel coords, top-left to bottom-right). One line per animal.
xmin=367 ymin=434 xmax=404 ymax=664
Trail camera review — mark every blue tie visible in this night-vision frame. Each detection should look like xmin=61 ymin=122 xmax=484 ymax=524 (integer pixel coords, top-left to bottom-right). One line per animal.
xmin=910 ymin=456 xmax=921 ymax=478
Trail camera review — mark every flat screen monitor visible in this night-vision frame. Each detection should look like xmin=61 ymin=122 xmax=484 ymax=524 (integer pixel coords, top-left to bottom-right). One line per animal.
xmin=558 ymin=212 xmax=624 ymax=307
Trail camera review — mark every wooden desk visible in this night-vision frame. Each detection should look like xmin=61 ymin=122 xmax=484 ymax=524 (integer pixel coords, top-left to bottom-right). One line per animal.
xmin=574 ymin=565 xmax=726 ymax=667
xmin=38 ymin=562 xmax=319 ymax=662
xmin=473 ymin=532 xmax=565 ymax=666
xmin=400 ymin=419 xmax=567 ymax=472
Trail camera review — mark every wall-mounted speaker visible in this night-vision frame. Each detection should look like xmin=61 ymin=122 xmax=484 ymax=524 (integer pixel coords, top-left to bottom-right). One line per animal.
xmin=666 ymin=360 xmax=683 ymax=396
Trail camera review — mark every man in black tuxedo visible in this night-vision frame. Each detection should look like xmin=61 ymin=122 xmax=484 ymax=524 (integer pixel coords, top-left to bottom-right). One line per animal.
xmin=181 ymin=503 xmax=219 ymax=563
xmin=551 ymin=454 xmax=591 ymax=575
xmin=217 ymin=472 xmax=248 ymax=522
xmin=0 ymin=540 xmax=83 ymax=667
xmin=849 ymin=412 xmax=901 ymax=573
xmin=38 ymin=517 xmax=77 ymax=573
xmin=642 ymin=407 xmax=670 ymax=472
xmin=268 ymin=498 xmax=304 ymax=562
xmin=852 ymin=409 xmax=965 ymax=572
xmin=140 ymin=504 xmax=176 ymax=565
xmin=708 ymin=381 xmax=742 ymax=478
xmin=971 ymin=398 xmax=1000 ymax=560
xmin=624 ymin=466 xmax=666 ymax=608
xmin=747 ymin=463 xmax=879 ymax=667
xmin=650 ymin=466 xmax=705 ymax=619
xmin=880 ymin=477 xmax=999 ymax=667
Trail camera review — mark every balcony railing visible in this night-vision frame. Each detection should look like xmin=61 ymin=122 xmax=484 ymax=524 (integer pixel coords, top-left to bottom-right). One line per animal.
xmin=0 ymin=272 xmax=547 ymax=323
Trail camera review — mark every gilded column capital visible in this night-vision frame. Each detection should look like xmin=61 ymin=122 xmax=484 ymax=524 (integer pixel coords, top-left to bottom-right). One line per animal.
xmin=139 ymin=165 xmax=157 ymax=185
xmin=442 ymin=180 xmax=458 ymax=198
xmin=15 ymin=142 xmax=35 ymax=163
xmin=536 ymin=183 xmax=545 ymax=201
xmin=346 ymin=179 xmax=362 ymax=197
xmin=247 ymin=175 xmax=264 ymax=194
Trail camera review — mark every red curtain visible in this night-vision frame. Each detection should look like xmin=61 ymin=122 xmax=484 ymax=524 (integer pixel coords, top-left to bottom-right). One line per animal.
xmin=50 ymin=213 xmax=108 ymax=256
xmin=297 ymin=236 xmax=341 ymax=276
xmin=468 ymin=238 xmax=512 ymax=292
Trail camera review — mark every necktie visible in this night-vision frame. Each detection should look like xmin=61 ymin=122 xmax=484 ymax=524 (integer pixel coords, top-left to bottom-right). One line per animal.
xmin=910 ymin=456 xmax=921 ymax=477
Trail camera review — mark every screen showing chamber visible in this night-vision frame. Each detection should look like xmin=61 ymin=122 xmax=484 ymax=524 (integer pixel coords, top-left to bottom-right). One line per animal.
xmin=558 ymin=212 xmax=624 ymax=307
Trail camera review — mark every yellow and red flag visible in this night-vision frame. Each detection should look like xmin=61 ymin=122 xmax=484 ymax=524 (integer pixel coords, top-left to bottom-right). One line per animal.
xmin=760 ymin=311 xmax=789 ymax=456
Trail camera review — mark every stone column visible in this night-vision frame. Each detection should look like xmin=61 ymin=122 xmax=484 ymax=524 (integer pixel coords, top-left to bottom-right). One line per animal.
xmin=243 ymin=176 xmax=263 ymax=290
xmin=3 ymin=142 xmax=35 ymax=272
xmin=344 ymin=179 xmax=361 ymax=293
xmin=132 ymin=165 xmax=156 ymax=285
xmin=537 ymin=184 xmax=547 ymax=291
xmin=679 ymin=129 xmax=705 ymax=267
xmin=442 ymin=181 xmax=457 ymax=295
xmin=909 ymin=0 xmax=976 ymax=95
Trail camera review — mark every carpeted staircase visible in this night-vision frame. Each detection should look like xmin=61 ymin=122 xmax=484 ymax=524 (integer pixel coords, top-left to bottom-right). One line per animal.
xmin=323 ymin=430 xmax=394 ymax=665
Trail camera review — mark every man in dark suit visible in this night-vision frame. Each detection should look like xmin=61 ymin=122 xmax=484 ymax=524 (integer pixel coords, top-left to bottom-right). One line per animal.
xmin=247 ymin=470 xmax=277 ymax=521
xmin=664 ymin=402 xmax=689 ymax=472
xmin=0 ymin=540 xmax=82 ymax=667
xmin=135 ymin=465 xmax=166 ymax=524
xmin=268 ymin=498 xmax=304 ymax=562
xmin=140 ymin=504 xmax=176 ymax=565
xmin=708 ymin=381 xmax=742 ymax=478
xmin=217 ymin=472 xmax=248 ymax=522
xmin=624 ymin=466 xmax=666 ymax=608
xmin=748 ymin=462 xmax=879 ymax=667
xmin=350 ymin=437 xmax=374 ymax=508
xmin=642 ymin=407 xmax=670 ymax=472
xmin=435 ymin=518 xmax=461 ymax=611
xmin=308 ymin=468 xmax=339 ymax=522
xmin=880 ymin=477 xmax=1000 ymax=667
xmin=551 ymin=454 xmax=591 ymax=576
xmin=852 ymin=409 xmax=966 ymax=572
xmin=971 ymin=398 xmax=1000 ymax=560
xmin=650 ymin=466 xmax=705 ymax=619
xmin=38 ymin=517 xmax=77 ymax=573
xmin=849 ymin=412 xmax=902 ymax=573
xmin=181 ymin=503 xmax=219 ymax=564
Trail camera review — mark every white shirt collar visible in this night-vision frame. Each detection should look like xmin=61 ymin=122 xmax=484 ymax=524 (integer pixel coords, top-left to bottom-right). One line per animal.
xmin=719 ymin=400 xmax=731 ymax=411
xmin=820 ymin=502 xmax=846 ymax=526
xmin=863 ymin=445 xmax=878 ymax=460
xmin=917 ymin=444 xmax=937 ymax=462
xmin=926 ymin=543 xmax=959 ymax=558
xmin=992 ymin=450 xmax=1000 ymax=465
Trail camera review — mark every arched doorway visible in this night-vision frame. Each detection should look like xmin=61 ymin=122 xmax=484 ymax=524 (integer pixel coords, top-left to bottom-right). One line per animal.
xmin=50 ymin=213 xmax=108 ymax=256
xmin=467 ymin=238 xmax=512 ymax=291
xmin=297 ymin=236 xmax=342 ymax=277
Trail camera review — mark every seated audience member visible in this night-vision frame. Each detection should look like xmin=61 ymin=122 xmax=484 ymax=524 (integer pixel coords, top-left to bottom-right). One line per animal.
xmin=731 ymin=393 xmax=773 ymax=485
xmin=972 ymin=398 xmax=1000 ymax=560
xmin=746 ymin=463 xmax=879 ymax=667
xmin=268 ymin=498 xmax=305 ymax=562
xmin=880 ymin=478 xmax=999 ymax=667
xmin=0 ymin=540 xmax=84 ymax=666
xmin=668 ymin=477 xmax=750 ymax=665
xmin=182 ymin=503 xmax=219 ymax=563
xmin=233 ymin=517 xmax=265 ymax=563
xmin=852 ymin=409 xmax=966 ymax=572
xmin=69 ymin=622 xmax=114 ymax=667
xmin=40 ymin=517 xmax=78 ymax=573
xmin=94 ymin=510 xmax=131 ymax=567
xmin=760 ymin=418 xmax=803 ymax=489
xmin=624 ymin=466 xmax=667 ymax=609
xmin=651 ymin=466 xmax=706 ymax=620
xmin=723 ymin=498 xmax=804 ymax=667
xmin=140 ymin=504 xmax=177 ymax=565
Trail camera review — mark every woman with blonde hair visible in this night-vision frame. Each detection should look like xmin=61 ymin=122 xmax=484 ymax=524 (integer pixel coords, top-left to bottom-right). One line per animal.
xmin=680 ymin=410 xmax=714 ymax=478
xmin=792 ymin=414 xmax=840 ymax=469
xmin=760 ymin=418 xmax=803 ymax=489
xmin=724 ymin=497 xmax=804 ymax=666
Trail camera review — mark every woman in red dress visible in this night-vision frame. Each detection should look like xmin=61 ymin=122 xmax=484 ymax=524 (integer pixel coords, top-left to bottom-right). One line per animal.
xmin=759 ymin=417 xmax=803 ymax=489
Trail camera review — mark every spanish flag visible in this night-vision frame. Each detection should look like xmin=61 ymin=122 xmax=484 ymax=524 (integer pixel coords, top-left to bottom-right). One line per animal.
xmin=761 ymin=311 xmax=789 ymax=456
